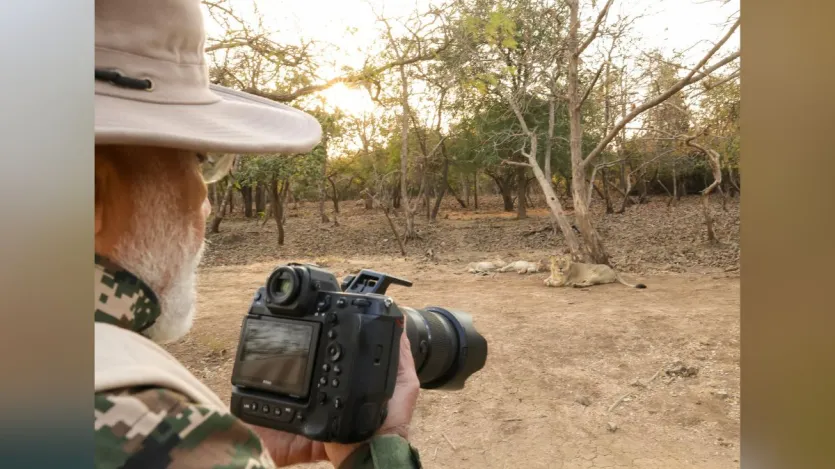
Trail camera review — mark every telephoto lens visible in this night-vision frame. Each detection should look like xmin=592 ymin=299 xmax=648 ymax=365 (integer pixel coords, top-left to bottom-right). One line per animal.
xmin=400 ymin=306 xmax=487 ymax=390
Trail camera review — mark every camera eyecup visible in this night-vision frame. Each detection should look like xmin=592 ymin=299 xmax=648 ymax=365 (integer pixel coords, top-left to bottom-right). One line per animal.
xmin=266 ymin=266 xmax=302 ymax=306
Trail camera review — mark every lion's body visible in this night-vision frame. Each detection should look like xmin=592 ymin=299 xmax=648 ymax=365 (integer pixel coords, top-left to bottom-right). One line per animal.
xmin=499 ymin=259 xmax=545 ymax=274
xmin=543 ymin=255 xmax=647 ymax=289
xmin=466 ymin=258 xmax=507 ymax=274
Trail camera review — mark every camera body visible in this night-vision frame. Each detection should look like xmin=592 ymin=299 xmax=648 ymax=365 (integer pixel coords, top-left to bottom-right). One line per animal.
xmin=229 ymin=263 xmax=409 ymax=443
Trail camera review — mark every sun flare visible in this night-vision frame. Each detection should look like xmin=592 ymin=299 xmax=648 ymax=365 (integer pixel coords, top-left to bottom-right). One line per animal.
xmin=319 ymin=83 xmax=377 ymax=116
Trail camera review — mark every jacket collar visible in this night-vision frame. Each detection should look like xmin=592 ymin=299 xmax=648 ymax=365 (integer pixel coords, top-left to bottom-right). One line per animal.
xmin=94 ymin=254 xmax=160 ymax=335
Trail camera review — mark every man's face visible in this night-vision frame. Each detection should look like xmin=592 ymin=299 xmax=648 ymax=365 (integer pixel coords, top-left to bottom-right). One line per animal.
xmin=95 ymin=145 xmax=212 ymax=343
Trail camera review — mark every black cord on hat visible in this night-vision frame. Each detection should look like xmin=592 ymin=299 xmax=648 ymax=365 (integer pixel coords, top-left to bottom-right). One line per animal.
xmin=95 ymin=69 xmax=154 ymax=91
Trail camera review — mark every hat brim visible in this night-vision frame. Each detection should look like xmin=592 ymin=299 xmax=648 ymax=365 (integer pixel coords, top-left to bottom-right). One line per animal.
xmin=95 ymin=84 xmax=323 ymax=155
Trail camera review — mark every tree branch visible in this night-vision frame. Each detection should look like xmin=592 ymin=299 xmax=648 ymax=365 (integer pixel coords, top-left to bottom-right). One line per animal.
xmin=580 ymin=61 xmax=606 ymax=106
xmin=687 ymin=70 xmax=740 ymax=99
xmin=577 ymin=0 xmax=616 ymax=56
xmin=501 ymin=159 xmax=533 ymax=168
xmin=243 ymin=41 xmax=452 ymax=103
xmin=582 ymin=18 xmax=740 ymax=167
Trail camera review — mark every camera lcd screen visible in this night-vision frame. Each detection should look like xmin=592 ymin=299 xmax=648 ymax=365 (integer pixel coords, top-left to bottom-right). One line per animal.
xmin=235 ymin=317 xmax=319 ymax=398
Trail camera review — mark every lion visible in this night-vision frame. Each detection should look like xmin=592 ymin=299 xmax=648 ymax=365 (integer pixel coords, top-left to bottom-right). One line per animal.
xmin=498 ymin=258 xmax=546 ymax=274
xmin=466 ymin=258 xmax=507 ymax=274
xmin=543 ymin=254 xmax=647 ymax=289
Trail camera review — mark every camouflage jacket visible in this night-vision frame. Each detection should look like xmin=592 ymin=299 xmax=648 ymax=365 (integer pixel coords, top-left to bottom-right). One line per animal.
xmin=94 ymin=254 xmax=422 ymax=469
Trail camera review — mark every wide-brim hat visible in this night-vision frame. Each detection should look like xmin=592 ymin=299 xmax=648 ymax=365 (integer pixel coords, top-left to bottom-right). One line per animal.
xmin=94 ymin=0 xmax=322 ymax=165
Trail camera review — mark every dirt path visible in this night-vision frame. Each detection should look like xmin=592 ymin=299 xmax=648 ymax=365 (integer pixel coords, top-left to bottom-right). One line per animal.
xmin=166 ymin=257 xmax=740 ymax=469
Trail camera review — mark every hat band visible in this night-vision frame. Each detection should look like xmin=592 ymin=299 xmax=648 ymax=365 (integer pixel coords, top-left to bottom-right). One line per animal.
xmin=94 ymin=47 xmax=221 ymax=105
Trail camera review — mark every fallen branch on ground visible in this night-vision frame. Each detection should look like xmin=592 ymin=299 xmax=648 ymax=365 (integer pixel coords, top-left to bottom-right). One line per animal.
xmin=608 ymin=365 xmax=666 ymax=413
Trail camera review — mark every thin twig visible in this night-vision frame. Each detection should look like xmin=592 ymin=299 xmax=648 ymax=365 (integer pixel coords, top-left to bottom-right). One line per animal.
xmin=443 ymin=433 xmax=457 ymax=451
xmin=609 ymin=365 xmax=667 ymax=412
xmin=607 ymin=392 xmax=633 ymax=413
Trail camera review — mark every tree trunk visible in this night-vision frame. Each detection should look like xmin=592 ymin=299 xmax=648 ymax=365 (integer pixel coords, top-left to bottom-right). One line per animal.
xmin=516 ymin=165 xmax=528 ymax=219
xmin=227 ymin=185 xmax=235 ymax=214
xmin=398 ymin=64 xmax=417 ymax=240
xmin=461 ymin=173 xmax=470 ymax=206
xmin=500 ymin=185 xmax=514 ymax=211
xmin=616 ymin=169 xmax=632 ymax=214
xmin=209 ymin=181 xmax=235 ymax=233
xmin=382 ymin=206 xmax=407 ymax=256
xmin=241 ymin=185 xmax=253 ymax=218
xmin=422 ymin=169 xmax=431 ymax=220
xmin=489 ymin=172 xmax=515 ymax=212
xmin=255 ymin=184 xmax=266 ymax=214
xmin=685 ymin=134 xmax=723 ymax=244
xmin=327 ymin=178 xmax=340 ymax=214
xmin=430 ymin=151 xmax=450 ymax=222
xmin=208 ymin=159 xmax=241 ymax=232
xmin=392 ymin=182 xmax=401 ymax=209
xmin=269 ymin=178 xmax=288 ymax=246
xmin=656 ymin=171 xmax=675 ymax=208
xmin=671 ymin=167 xmax=678 ymax=206
xmin=728 ymin=166 xmax=741 ymax=193
xmin=566 ymin=0 xmax=610 ymax=264
xmin=446 ymin=180 xmax=467 ymax=208
xmin=208 ymin=184 xmax=217 ymax=208
xmin=327 ymin=176 xmax=339 ymax=226
xmin=473 ymin=170 xmax=479 ymax=210
xmin=617 ymin=160 xmax=630 ymax=211
xmin=545 ymin=98 xmax=555 ymax=183
xmin=318 ymin=182 xmax=329 ymax=223
xmin=601 ymin=168 xmax=614 ymax=213
xmin=524 ymin=137 xmax=584 ymax=255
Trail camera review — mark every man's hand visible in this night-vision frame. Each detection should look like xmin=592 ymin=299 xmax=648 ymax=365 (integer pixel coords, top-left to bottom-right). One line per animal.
xmin=250 ymin=330 xmax=420 ymax=468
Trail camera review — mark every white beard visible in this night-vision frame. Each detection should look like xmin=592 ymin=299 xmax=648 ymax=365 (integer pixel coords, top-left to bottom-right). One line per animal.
xmin=110 ymin=171 xmax=206 ymax=344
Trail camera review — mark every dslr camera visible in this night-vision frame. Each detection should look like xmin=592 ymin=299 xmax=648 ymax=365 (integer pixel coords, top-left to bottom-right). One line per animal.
xmin=229 ymin=263 xmax=488 ymax=444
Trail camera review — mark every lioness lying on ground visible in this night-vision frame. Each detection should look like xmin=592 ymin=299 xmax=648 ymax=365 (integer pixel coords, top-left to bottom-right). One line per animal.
xmin=498 ymin=259 xmax=546 ymax=274
xmin=543 ymin=254 xmax=647 ymax=289
xmin=466 ymin=258 xmax=507 ymax=274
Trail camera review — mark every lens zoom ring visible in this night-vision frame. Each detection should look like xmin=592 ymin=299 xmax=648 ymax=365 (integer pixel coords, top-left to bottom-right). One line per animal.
xmin=419 ymin=310 xmax=458 ymax=383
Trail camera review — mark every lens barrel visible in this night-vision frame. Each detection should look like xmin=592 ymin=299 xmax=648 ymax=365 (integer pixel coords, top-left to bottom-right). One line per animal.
xmin=401 ymin=306 xmax=487 ymax=390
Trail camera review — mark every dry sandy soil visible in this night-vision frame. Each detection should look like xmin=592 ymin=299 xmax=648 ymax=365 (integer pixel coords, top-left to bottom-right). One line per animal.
xmin=165 ymin=195 xmax=740 ymax=468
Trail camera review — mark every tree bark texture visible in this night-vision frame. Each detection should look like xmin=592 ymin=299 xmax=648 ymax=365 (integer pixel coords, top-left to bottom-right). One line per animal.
xmin=516 ymin=165 xmax=528 ymax=219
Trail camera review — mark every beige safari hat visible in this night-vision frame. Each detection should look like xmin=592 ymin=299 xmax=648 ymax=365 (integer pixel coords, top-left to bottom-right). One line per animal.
xmin=94 ymin=0 xmax=322 ymax=163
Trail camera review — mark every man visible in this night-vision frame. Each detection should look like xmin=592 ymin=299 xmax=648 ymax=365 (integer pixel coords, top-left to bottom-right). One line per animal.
xmin=93 ymin=0 xmax=422 ymax=468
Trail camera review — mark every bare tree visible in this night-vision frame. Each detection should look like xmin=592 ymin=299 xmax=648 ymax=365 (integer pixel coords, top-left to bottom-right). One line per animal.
xmin=684 ymin=128 xmax=723 ymax=243
xmin=557 ymin=0 xmax=739 ymax=263
xmin=208 ymin=156 xmax=240 ymax=233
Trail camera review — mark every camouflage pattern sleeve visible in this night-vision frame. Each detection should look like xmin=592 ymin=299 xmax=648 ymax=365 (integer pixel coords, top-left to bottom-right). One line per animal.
xmin=337 ymin=435 xmax=422 ymax=469
xmin=95 ymin=386 xmax=276 ymax=469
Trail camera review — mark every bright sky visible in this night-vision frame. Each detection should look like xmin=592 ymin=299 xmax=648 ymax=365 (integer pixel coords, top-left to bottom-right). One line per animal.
xmin=203 ymin=0 xmax=739 ymax=147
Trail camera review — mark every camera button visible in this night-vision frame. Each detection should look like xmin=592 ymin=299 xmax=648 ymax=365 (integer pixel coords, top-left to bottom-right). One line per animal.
xmin=334 ymin=398 xmax=343 ymax=409
xmin=261 ymin=404 xmax=270 ymax=414
xmin=331 ymin=378 xmax=340 ymax=388
xmin=352 ymin=298 xmax=371 ymax=307
xmin=273 ymin=407 xmax=282 ymax=417
xmin=319 ymin=376 xmax=328 ymax=386
xmin=277 ymin=408 xmax=294 ymax=423
xmin=316 ymin=295 xmax=331 ymax=312
xmin=242 ymin=401 xmax=257 ymax=412
xmin=322 ymin=363 xmax=330 ymax=372
xmin=327 ymin=312 xmax=338 ymax=325
xmin=327 ymin=330 xmax=337 ymax=339
xmin=333 ymin=365 xmax=342 ymax=375
xmin=328 ymin=343 xmax=343 ymax=361
xmin=336 ymin=298 xmax=347 ymax=307
xmin=318 ymin=391 xmax=328 ymax=404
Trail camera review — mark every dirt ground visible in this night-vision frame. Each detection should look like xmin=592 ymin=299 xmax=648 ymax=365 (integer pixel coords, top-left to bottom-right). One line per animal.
xmin=165 ymin=195 xmax=740 ymax=468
